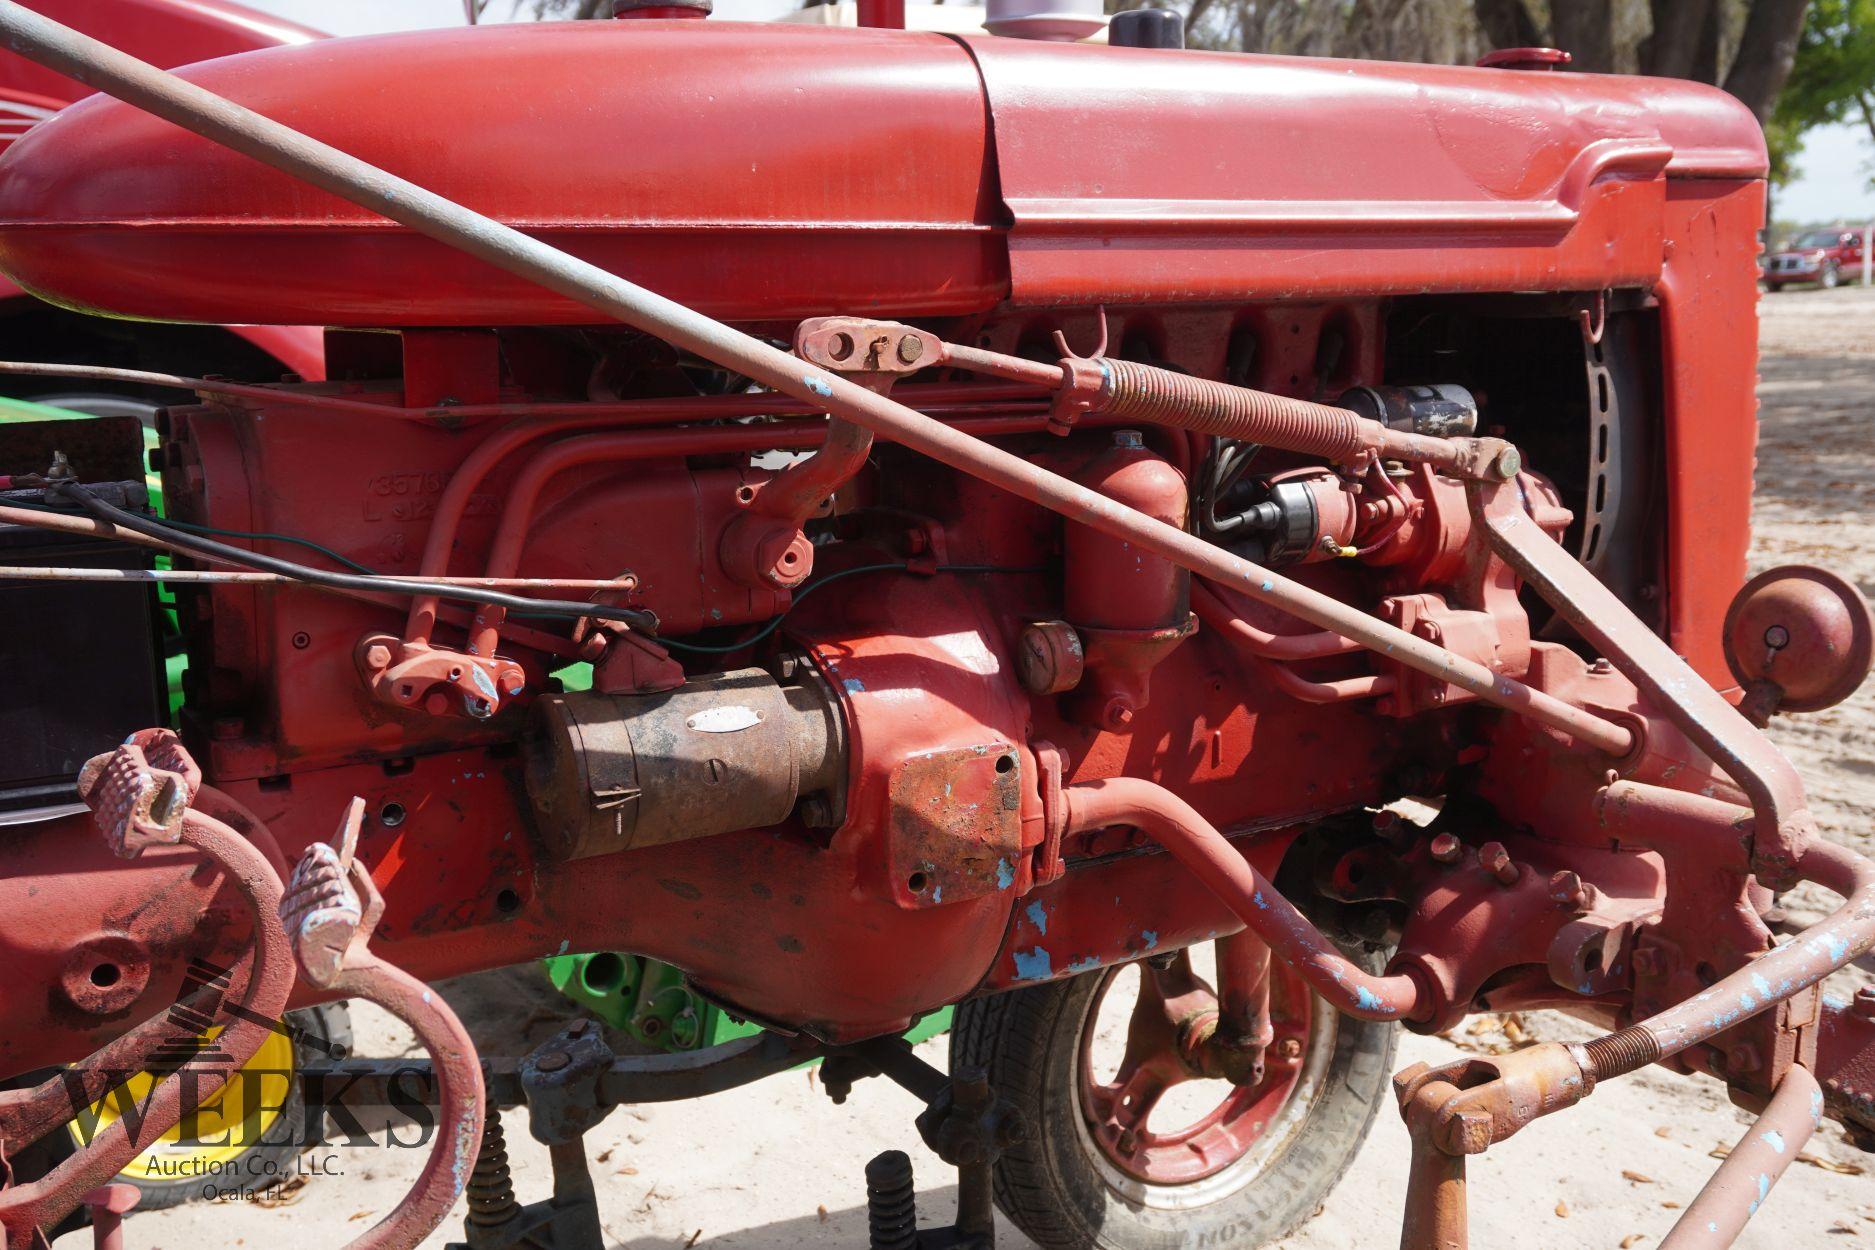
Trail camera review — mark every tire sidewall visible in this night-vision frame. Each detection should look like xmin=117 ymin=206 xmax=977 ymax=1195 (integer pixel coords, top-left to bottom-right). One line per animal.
xmin=119 ymin=1003 xmax=352 ymax=1210
xmin=967 ymin=951 xmax=1397 ymax=1250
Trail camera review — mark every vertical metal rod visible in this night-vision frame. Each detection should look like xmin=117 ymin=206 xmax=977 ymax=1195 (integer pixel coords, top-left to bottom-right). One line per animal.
xmin=0 ymin=0 xmax=1634 ymax=760
xmin=1658 ymin=1065 xmax=1820 ymax=1249
xmin=1399 ymin=1081 xmax=1468 ymax=1250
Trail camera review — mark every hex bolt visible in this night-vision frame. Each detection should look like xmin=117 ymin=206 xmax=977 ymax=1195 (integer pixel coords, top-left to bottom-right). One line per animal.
xmin=1276 ymin=1037 xmax=1303 ymax=1061
xmin=1478 ymin=841 xmax=1520 ymax=886
xmin=799 ymin=796 xmax=836 ymax=829
xmin=1428 ymin=833 xmax=1463 ymax=864
xmin=1588 ymin=657 xmax=1615 ymax=675
xmin=1548 ymin=870 xmax=1599 ymax=914
xmin=364 ymin=643 xmax=393 ymax=669
xmin=1853 ymin=985 xmax=1875 ymax=1023
xmin=1441 ymin=1109 xmax=1495 ymax=1155
xmin=1726 ymin=1043 xmax=1761 ymax=1074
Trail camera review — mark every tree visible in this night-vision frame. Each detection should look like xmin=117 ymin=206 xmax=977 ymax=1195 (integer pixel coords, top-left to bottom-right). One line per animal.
xmin=1777 ymin=0 xmax=1875 ymax=148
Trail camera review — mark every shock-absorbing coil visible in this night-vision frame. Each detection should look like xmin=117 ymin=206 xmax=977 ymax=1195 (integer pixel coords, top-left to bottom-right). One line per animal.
xmin=865 ymin=1149 xmax=919 ymax=1250
xmin=465 ymin=1108 xmax=521 ymax=1230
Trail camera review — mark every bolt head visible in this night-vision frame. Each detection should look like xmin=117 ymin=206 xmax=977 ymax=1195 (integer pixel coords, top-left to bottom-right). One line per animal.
xmin=1444 ymin=1109 xmax=1495 ymax=1155
xmin=534 ymin=1049 xmax=570 ymax=1073
xmin=1429 ymin=833 xmax=1463 ymax=863
xmin=896 ymin=334 xmax=923 ymax=365
xmin=364 ymin=644 xmax=393 ymax=670
xmin=1492 ymin=446 xmax=1522 ymax=479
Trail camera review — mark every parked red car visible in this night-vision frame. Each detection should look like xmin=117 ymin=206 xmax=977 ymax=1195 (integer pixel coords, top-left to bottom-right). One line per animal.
xmin=1762 ymin=226 xmax=1869 ymax=290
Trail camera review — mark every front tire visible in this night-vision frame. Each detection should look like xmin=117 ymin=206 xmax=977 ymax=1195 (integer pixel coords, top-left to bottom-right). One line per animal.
xmin=952 ymin=949 xmax=1395 ymax=1250
xmin=1821 ymin=262 xmax=1842 ymax=289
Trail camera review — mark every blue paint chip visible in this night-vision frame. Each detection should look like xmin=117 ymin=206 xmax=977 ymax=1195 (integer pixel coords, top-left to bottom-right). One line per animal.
xmin=842 ymin=678 xmax=867 ymax=693
xmin=996 ymin=858 xmax=1015 ymax=890
xmin=1141 ymin=930 xmax=1159 ymax=950
xmin=1012 ymin=947 xmax=1053 ymax=981
xmin=1066 ymin=955 xmax=1101 ymax=974
xmin=1356 ymin=986 xmax=1385 ymax=1012
xmin=1025 ymin=901 xmax=1050 ymax=934
xmin=804 ymin=374 xmax=833 ymax=398
xmin=1760 ymin=1129 xmax=1785 ymax=1154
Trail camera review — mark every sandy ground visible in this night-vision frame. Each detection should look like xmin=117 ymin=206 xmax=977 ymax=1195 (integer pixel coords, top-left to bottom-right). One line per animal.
xmin=101 ymin=288 xmax=1875 ymax=1250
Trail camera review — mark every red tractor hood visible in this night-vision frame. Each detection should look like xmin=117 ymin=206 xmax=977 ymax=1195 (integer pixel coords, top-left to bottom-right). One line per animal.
xmin=0 ymin=20 xmax=1766 ymax=326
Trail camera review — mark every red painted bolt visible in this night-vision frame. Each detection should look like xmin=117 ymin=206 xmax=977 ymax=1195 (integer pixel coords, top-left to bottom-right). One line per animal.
xmin=1104 ymin=698 xmax=1136 ymax=729
xmin=1276 ymin=1037 xmax=1303 ymax=1061
xmin=1478 ymin=841 xmax=1520 ymax=886
xmin=1428 ymin=833 xmax=1463 ymax=864
xmin=364 ymin=643 xmax=393 ymax=669
xmin=1548 ymin=870 xmax=1598 ymax=914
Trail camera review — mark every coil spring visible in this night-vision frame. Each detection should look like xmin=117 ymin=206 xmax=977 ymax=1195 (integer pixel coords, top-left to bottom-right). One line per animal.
xmin=465 ymin=1108 xmax=520 ymax=1229
xmin=1096 ymin=357 xmax=1368 ymax=462
xmin=865 ymin=1150 xmax=919 ymax=1250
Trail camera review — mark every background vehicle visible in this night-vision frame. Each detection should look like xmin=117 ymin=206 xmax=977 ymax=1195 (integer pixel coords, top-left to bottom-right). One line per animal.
xmin=1762 ymin=224 xmax=1870 ymax=289
xmin=0 ymin=8 xmax=1871 ymax=1250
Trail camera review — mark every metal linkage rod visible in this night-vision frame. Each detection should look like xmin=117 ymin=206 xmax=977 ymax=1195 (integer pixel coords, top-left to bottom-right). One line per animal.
xmin=1658 ymin=1064 xmax=1821 ymax=1250
xmin=1063 ymin=777 xmax=1427 ymax=1021
xmin=0 ymin=0 xmax=1634 ymax=759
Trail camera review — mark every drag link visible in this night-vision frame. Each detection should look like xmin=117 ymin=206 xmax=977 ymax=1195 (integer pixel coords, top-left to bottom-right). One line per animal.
xmin=0 ymin=1 xmax=1637 ymax=764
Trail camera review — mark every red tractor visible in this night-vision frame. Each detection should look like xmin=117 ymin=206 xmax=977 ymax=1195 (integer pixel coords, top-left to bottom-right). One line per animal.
xmin=0 ymin=6 xmax=1870 ymax=1249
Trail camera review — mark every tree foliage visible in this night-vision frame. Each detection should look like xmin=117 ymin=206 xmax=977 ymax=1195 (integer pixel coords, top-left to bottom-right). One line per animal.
xmin=1778 ymin=0 xmax=1875 ymax=143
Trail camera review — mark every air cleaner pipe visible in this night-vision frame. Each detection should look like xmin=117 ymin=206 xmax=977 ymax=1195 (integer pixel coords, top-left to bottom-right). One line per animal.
xmin=0 ymin=2 xmax=1631 ymax=758
xmin=1063 ymin=777 xmax=1428 ymax=1021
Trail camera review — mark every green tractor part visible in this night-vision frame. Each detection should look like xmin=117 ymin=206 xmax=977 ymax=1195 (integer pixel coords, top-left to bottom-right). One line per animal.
xmin=542 ymin=951 xmax=953 ymax=1054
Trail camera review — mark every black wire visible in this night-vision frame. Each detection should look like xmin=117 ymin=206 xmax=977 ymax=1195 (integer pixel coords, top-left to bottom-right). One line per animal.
xmin=7 ymin=485 xmax=382 ymax=574
xmin=656 ymin=562 xmax=1045 ymax=655
xmin=52 ymin=483 xmax=661 ymax=632
xmin=159 ymin=515 xmax=380 ymax=576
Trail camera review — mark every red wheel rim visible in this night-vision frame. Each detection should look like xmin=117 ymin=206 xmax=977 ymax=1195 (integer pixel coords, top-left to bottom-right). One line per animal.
xmin=1076 ymin=952 xmax=1317 ymax=1186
